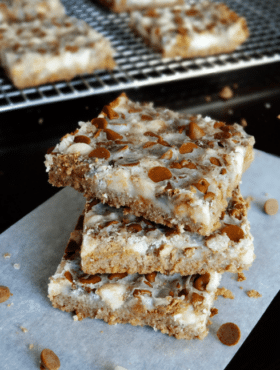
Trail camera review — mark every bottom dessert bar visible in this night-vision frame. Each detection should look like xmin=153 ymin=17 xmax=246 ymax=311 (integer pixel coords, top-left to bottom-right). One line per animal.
xmin=48 ymin=216 xmax=221 ymax=340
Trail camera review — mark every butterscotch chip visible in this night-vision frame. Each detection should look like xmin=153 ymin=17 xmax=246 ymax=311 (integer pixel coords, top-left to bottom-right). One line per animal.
xmin=40 ymin=349 xmax=60 ymax=370
xmin=179 ymin=142 xmax=198 ymax=154
xmin=148 ymin=166 xmax=172 ymax=183
xmin=160 ymin=149 xmax=173 ymax=160
xmin=264 ymin=198 xmax=279 ymax=215
xmin=193 ymin=178 xmax=210 ymax=194
xmin=133 ymin=289 xmax=152 ymax=297
xmin=145 ymin=272 xmax=157 ymax=283
xmin=0 ymin=286 xmax=11 ymax=303
xmin=79 ymin=275 xmax=101 ymax=284
xmin=210 ymin=157 xmax=222 ymax=166
xmin=188 ymin=122 xmax=205 ymax=140
xmin=127 ymin=223 xmax=142 ymax=233
xmin=221 ymin=224 xmax=244 ymax=242
xmin=64 ymin=271 xmax=73 ymax=282
xmin=102 ymin=105 xmax=119 ymax=120
xmin=204 ymin=192 xmax=215 ymax=201
xmin=194 ymin=273 xmax=210 ymax=291
xmin=104 ymin=129 xmax=123 ymax=141
xmin=141 ymin=114 xmax=153 ymax=121
xmin=91 ymin=118 xmax=108 ymax=129
xmin=246 ymin=289 xmax=262 ymax=298
xmin=108 ymin=273 xmax=128 ymax=280
xmin=240 ymin=118 xmax=247 ymax=127
xmin=89 ymin=147 xmax=110 ymax=160
xmin=219 ymin=86 xmax=234 ymax=100
xmin=74 ymin=135 xmax=91 ymax=144
xmin=217 ymin=323 xmax=241 ymax=346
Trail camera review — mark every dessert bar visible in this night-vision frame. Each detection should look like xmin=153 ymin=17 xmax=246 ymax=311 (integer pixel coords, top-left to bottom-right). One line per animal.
xmin=0 ymin=16 xmax=116 ymax=88
xmin=95 ymin=0 xmax=184 ymax=13
xmin=0 ymin=0 xmax=65 ymax=22
xmin=81 ymin=187 xmax=255 ymax=275
xmin=46 ymin=93 xmax=255 ymax=235
xmin=48 ymin=216 xmax=221 ymax=340
xmin=129 ymin=1 xmax=249 ymax=58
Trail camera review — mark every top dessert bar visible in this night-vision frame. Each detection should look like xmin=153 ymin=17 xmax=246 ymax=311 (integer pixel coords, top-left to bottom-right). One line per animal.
xmin=0 ymin=0 xmax=65 ymax=23
xmin=45 ymin=93 xmax=255 ymax=235
xmin=95 ymin=0 xmax=184 ymax=13
xmin=129 ymin=1 xmax=249 ymax=58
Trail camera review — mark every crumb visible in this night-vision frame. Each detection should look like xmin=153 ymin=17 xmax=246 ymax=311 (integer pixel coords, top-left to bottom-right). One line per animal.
xmin=73 ymin=315 xmax=78 ymax=321
xmin=29 ymin=344 xmax=34 ymax=350
xmin=20 ymin=326 xmax=28 ymax=333
xmin=41 ymin=349 xmax=60 ymax=370
xmin=3 ymin=253 xmax=11 ymax=259
xmin=277 ymin=115 xmax=280 ymax=119
xmin=239 ymin=286 xmax=243 ymax=290
xmin=207 ymin=319 xmax=212 ymax=325
xmin=38 ymin=118 xmax=44 ymax=124
xmin=217 ymin=322 xmax=241 ymax=346
xmin=7 ymin=302 xmax=14 ymax=307
xmin=210 ymin=307 xmax=218 ymax=317
xmin=228 ymin=109 xmax=234 ymax=115
xmin=13 ymin=263 xmax=20 ymax=269
xmin=216 ymin=287 xmax=234 ymax=300
xmin=205 ymin=96 xmax=211 ymax=102
xmin=264 ymin=198 xmax=278 ymax=215
xmin=265 ymin=103 xmax=271 ymax=109
xmin=237 ymin=272 xmax=246 ymax=282
xmin=0 ymin=286 xmax=11 ymax=303
xmin=218 ymin=86 xmax=234 ymax=100
xmin=0 ymin=170 xmax=4 ymax=175
xmin=115 ymin=367 xmax=128 ymax=370
xmin=246 ymin=290 xmax=262 ymax=298
xmin=245 ymin=196 xmax=254 ymax=209
xmin=240 ymin=118 xmax=247 ymax=127
xmin=265 ymin=193 xmax=269 ymax=196
xmin=100 ymin=331 xmax=103 ymax=333
xmin=233 ymin=83 xmax=238 ymax=89
xmin=85 ymin=106 xmax=89 ymax=110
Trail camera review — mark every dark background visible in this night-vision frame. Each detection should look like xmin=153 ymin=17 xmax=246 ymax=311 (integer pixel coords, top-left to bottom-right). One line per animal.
xmin=1 ymin=62 xmax=279 ymax=370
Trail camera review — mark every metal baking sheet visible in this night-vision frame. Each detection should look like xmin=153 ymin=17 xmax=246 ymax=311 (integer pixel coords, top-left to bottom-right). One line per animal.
xmin=0 ymin=0 xmax=280 ymax=112
xmin=0 ymin=149 xmax=279 ymax=369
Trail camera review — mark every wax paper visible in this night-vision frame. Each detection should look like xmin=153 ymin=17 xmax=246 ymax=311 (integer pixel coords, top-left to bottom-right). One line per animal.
xmin=0 ymin=149 xmax=279 ymax=370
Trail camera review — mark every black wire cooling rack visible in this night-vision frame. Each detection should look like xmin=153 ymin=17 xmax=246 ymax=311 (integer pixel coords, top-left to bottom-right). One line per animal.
xmin=0 ymin=0 xmax=279 ymax=112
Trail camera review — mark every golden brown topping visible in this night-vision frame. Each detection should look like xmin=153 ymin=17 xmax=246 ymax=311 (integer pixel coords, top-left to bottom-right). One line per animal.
xmin=133 ymin=289 xmax=152 ymax=297
xmin=160 ymin=149 xmax=173 ymax=160
xmin=128 ymin=107 xmax=142 ymax=113
xmin=179 ymin=142 xmax=198 ymax=154
xmin=188 ymin=121 xmax=205 ymax=140
xmin=91 ymin=117 xmax=108 ymax=129
xmin=102 ymin=105 xmax=119 ymax=120
xmin=104 ymin=129 xmax=123 ymax=141
xmin=40 ymin=349 xmax=60 ymax=370
xmin=143 ymin=141 xmax=157 ymax=149
xmin=0 ymin=286 xmax=11 ymax=303
xmin=194 ymin=273 xmax=210 ymax=291
xmin=170 ymin=162 xmax=182 ymax=169
xmin=74 ymin=135 xmax=91 ymax=145
xmin=221 ymin=224 xmax=244 ymax=242
xmin=191 ymin=292 xmax=204 ymax=306
xmin=141 ymin=114 xmax=153 ymax=121
xmin=148 ymin=166 xmax=172 ymax=183
xmin=180 ymin=160 xmax=197 ymax=169
xmin=127 ymin=223 xmax=142 ymax=233
xmin=264 ymin=199 xmax=279 ymax=215
xmin=64 ymin=271 xmax=73 ymax=283
xmin=214 ymin=121 xmax=225 ymax=129
xmin=108 ymin=273 xmax=128 ymax=280
xmin=79 ymin=275 xmax=101 ymax=284
xmin=89 ymin=147 xmax=110 ymax=160
xmin=220 ymin=168 xmax=227 ymax=175
xmin=246 ymin=290 xmax=262 ymax=298
xmin=217 ymin=323 xmax=241 ymax=346
xmin=193 ymin=178 xmax=210 ymax=194
xmin=210 ymin=157 xmax=222 ymax=166
xmin=145 ymin=272 xmax=157 ymax=283
xmin=121 ymin=162 xmax=140 ymax=167
xmin=144 ymin=131 xmax=160 ymax=138
xmin=204 ymin=192 xmax=215 ymax=201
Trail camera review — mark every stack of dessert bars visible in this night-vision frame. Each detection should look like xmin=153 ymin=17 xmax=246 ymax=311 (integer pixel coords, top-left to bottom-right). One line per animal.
xmin=46 ymin=93 xmax=255 ymax=340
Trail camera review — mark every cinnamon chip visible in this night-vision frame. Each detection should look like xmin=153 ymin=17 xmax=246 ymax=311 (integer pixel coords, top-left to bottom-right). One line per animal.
xmin=160 ymin=149 xmax=173 ymax=160
xmin=104 ymin=220 xmax=119 ymax=227
xmin=210 ymin=157 xmax=222 ymax=166
xmin=143 ymin=141 xmax=157 ymax=149
xmin=91 ymin=118 xmax=108 ymax=129
xmin=74 ymin=135 xmax=91 ymax=144
xmin=194 ymin=273 xmax=210 ymax=291
xmin=40 ymin=349 xmax=60 ymax=370
xmin=127 ymin=223 xmax=142 ymax=233
xmin=144 ymin=131 xmax=160 ymax=138
xmin=217 ymin=323 xmax=241 ymax=346
xmin=214 ymin=132 xmax=232 ymax=140
xmin=188 ymin=122 xmax=205 ymax=140
xmin=180 ymin=160 xmax=197 ymax=169
xmin=191 ymin=292 xmax=204 ymax=306
xmin=79 ymin=275 xmax=101 ymax=284
xmin=264 ymin=198 xmax=279 ymax=215
xmin=148 ymin=166 xmax=172 ymax=183
xmin=104 ymin=129 xmax=123 ymax=141
xmin=89 ymin=147 xmax=110 ymax=160
xmin=102 ymin=105 xmax=120 ymax=120
xmin=193 ymin=178 xmax=210 ymax=194
xmin=220 ymin=168 xmax=227 ymax=175
xmin=179 ymin=142 xmax=198 ymax=154
xmin=170 ymin=162 xmax=182 ymax=169
xmin=221 ymin=224 xmax=244 ymax=242
xmin=64 ymin=271 xmax=73 ymax=283
xmin=145 ymin=272 xmax=157 ymax=283
xmin=157 ymin=137 xmax=171 ymax=147
xmin=0 ymin=286 xmax=11 ymax=303
xmin=141 ymin=114 xmax=153 ymax=121
xmin=108 ymin=273 xmax=128 ymax=280
xmin=133 ymin=289 xmax=152 ymax=297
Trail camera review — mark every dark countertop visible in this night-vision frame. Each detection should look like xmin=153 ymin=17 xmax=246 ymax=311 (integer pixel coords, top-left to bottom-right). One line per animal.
xmin=1 ymin=62 xmax=279 ymax=370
